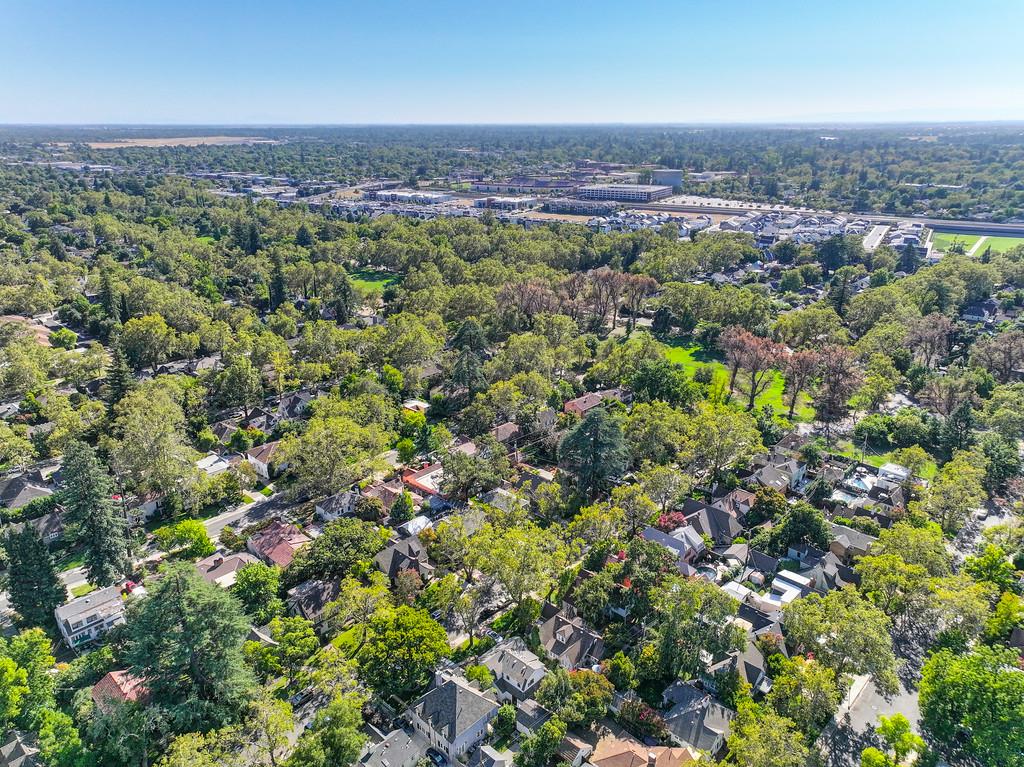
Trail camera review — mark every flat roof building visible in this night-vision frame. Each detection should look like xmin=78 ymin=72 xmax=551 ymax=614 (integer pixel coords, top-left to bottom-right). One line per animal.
xmin=577 ymin=184 xmax=672 ymax=203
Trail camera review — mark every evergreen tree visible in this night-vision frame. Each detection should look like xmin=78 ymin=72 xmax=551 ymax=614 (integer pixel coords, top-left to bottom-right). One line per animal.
xmin=104 ymin=332 xmax=134 ymax=409
xmin=559 ymin=408 xmax=628 ymax=499
xmin=270 ymin=250 xmax=287 ymax=310
xmin=61 ymin=441 xmax=131 ymax=587
xmin=295 ymin=223 xmax=314 ymax=248
xmin=330 ymin=271 xmax=356 ymax=323
xmin=939 ymin=399 xmax=975 ymax=455
xmin=452 ymin=318 xmax=488 ymax=354
xmin=2 ymin=528 xmax=65 ymax=629
xmin=450 ymin=349 xmax=487 ymax=395
xmin=124 ymin=563 xmax=255 ymax=733
xmin=98 ymin=266 xmax=118 ymax=320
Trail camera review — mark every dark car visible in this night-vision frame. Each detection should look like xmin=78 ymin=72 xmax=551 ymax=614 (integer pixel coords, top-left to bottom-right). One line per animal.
xmin=426 ymin=748 xmax=448 ymax=767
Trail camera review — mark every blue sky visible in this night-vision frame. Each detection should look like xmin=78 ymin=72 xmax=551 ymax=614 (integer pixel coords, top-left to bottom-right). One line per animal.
xmin=2 ymin=0 xmax=1022 ymax=124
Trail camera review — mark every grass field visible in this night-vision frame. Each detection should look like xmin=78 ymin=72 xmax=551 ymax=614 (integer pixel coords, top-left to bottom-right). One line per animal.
xmin=834 ymin=440 xmax=939 ymax=480
xmin=663 ymin=341 xmax=815 ymax=421
xmin=929 ymin=232 xmax=980 ymax=253
xmin=351 ymin=270 xmax=398 ymax=292
xmin=70 ymin=583 xmax=96 ymax=598
xmin=979 ymin=235 xmax=1024 ymax=253
xmin=930 ymin=232 xmax=1024 ymax=255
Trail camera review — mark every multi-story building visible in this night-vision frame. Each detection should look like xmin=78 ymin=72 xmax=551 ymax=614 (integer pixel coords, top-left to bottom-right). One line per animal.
xmin=576 ymin=184 xmax=672 ymax=203
xmin=55 ymin=584 xmax=142 ymax=649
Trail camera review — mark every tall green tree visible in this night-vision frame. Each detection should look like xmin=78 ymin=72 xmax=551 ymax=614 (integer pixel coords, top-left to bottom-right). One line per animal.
xmin=783 ymin=587 xmax=899 ymax=695
xmin=124 ymin=564 xmax=255 ymax=733
xmin=2 ymin=527 xmax=65 ymax=629
xmin=62 ymin=440 xmax=132 ymax=587
xmin=726 ymin=702 xmax=809 ymax=767
xmin=105 ymin=331 xmax=135 ymax=408
xmin=559 ymin=408 xmax=628 ymax=499
xmin=920 ymin=646 xmax=1024 ymax=767
xmin=357 ymin=606 xmax=449 ymax=698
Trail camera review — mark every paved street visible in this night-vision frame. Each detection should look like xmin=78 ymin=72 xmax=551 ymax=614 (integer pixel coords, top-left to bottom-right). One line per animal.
xmin=0 ymin=491 xmax=278 ymax=630
xmin=818 ymin=677 xmax=921 ymax=767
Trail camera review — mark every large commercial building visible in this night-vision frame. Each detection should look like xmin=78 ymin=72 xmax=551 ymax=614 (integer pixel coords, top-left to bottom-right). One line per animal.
xmin=577 ymin=183 xmax=673 ymax=203
xmin=365 ymin=189 xmax=453 ymax=204
xmin=650 ymin=169 xmax=685 ymax=187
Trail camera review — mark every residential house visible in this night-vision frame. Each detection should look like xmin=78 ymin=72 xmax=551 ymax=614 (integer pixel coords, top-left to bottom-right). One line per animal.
xmin=798 ymin=549 xmax=859 ymax=592
xmin=538 ymin=601 xmax=604 ymax=669
xmin=702 ymin=631 xmax=772 ymax=697
xmin=478 ymin=487 xmax=528 ymax=516
xmin=374 ymin=537 xmax=434 ymax=582
xmin=9 ymin=511 xmax=64 ymax=546
xmin=591 ymin=735 xmax=699 ymax=767
xmin=827 ymin=522 xmax=876 ymax=564
xmin=750 ymin=449 xmax=806 ymax=493
xmin=406 ymin=670 xmax=499 ymax=760
xmin=210 ymin=420 xmax=240 ymax=444
xmin=247 ymin=520 xmax=311 ymax=568
xmin=0 ymin=473 xmax=53 ymax=510
xmin=196 ymin=452 xmax=231 ymax=476
xmin=55 ymin=583 xmax=141 ymax=649
xmin=558 ymin=736 xmax=593 ymax=767
xmin=490 ymin=422 xmax=521 ymax=445
xmin=712 ymin=488 xmax=756 ymax=524
xmin=286 ymin=579 xmax=341 ymax=630
xmin=0 ymin=730 xmax=38 ymax=767
xmin=315 ymin=489 xmax=361 ymax=522
xmin=195 ymin=550 xmax=259 ymax=588
xmin=479 ymin=638 xmax=547 ymax=703
xmin=364 ymin=480 xmax=424 ymax=513
xmin=719 ymin=544 xmax=778 ymax=587
xmin=683 ymin=503 xmax=743 ymax=547
xmin=662 ymin=681 xmax=735 ymax=756
xmin=961 ymin=298 xmax=998 ymax=324
xmin=359 ymin=728 xmax=431 ymax=767
xmin=277 ymin=390 xmax=314 ymax=422
xmin=641 ymin=526 xmax=705 ymax=577
xmin=245 ymin=441 xmax=283 ymax=480
xmin=563 ymin=392 xmax=604 ymax=417
xmin=515 ymin=699 xmax=553 ymax=736
xmin=402 ymin=463 xmax=447 ymax=502
xmin=402 ymin=399 xmax=430 ymax=415
xmin=91 ymin=670 xmax=150 ymax=714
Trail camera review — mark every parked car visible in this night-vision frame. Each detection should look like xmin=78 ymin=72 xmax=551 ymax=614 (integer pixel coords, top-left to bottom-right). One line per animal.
xmin=427 ymin=748 xmax=448 ymax=767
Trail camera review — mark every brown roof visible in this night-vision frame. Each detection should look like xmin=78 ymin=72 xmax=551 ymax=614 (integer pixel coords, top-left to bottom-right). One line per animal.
xmin=247 ymin=519 xmax=310 ymax=568
xmin=246 ymin=440 xmax=281 ymax=465
xmin=91 ymin=670 xmax=150 ymax=713
xmin=592 ymin=737 xmax=698 ymax=767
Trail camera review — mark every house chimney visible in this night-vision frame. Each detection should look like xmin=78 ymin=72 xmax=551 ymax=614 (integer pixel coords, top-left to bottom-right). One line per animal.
xmin=648 ymin=752 xmax=657 ymax=767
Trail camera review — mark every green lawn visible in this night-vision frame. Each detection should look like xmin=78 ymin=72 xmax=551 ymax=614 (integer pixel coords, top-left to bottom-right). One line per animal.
xmin=70 ymin=583 xmax=95 ymax=598
xmin=834 ymin=440 xmax=939 ymax=480
xmin=979 ymin=235 xmax=1024 ymax=254
xmin=929 ymin=232 xmax=980 ymax=253
xmin=663 ymin=341 xmax=815 ymax=421
xmin=929 ymin=233 xmax=1024 ymax=256
xmin=350 ymin=270 xmax=398 ymax=292
xmin=56 ymin=550 xmax=85 ymax=572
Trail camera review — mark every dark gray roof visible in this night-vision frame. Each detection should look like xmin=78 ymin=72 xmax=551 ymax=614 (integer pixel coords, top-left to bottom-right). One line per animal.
xmin=360 ymin=728 xmax=430 ymax=767
xmin=0 ymin=731 xmax=38 ymax=767
xmin=662 ymin=682 xmax=734 ymax=754
xmin=0 ymin=475 xmax=53 ymax=510
xmin=286 ymin=579 xmax=341 ymax=623
xmin=408 ymin=677 xmax=497 ymax=744
xmin=374 ymin=537 xmax=433 ymax=581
